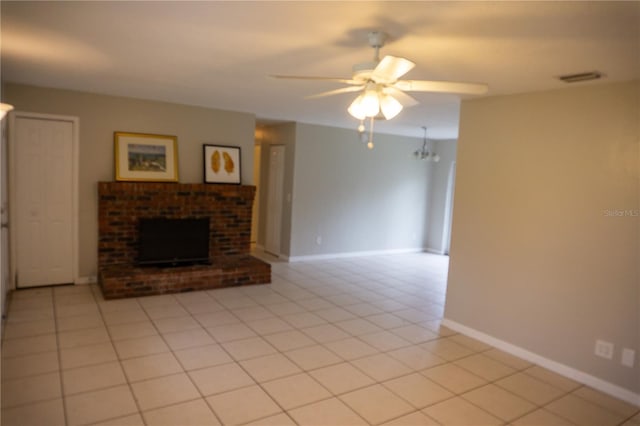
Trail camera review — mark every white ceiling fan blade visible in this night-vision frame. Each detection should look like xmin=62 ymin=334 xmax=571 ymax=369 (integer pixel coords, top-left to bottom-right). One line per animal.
xmin=270 ymin=75 xmax=361 ymax=85
xmin=305 ymin=86 xmax=365 ymax=99
xmin=371 ymin=55 xmax=415 ymax=83
xmin=382 ymin=87 xmax=419 ymax=107
xmin=393 ymin=80 xmax=489 ymax=95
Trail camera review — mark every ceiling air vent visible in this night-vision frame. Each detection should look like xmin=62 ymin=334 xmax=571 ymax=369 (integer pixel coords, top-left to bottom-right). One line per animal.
xmin=558 ymin=71 xmax=603 ymax=83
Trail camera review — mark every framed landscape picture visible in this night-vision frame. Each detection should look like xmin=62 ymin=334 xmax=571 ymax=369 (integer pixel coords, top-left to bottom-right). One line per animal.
xmin=114 ymin=132 xmax=179 ymax=182
xmin=203 ymin=144 xmax=241 ymax=184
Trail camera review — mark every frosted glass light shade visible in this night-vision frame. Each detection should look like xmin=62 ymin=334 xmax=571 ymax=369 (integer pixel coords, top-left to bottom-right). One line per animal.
xmin=348 ymin=90 xmax=380 ymax=119
xmin=380 ymin=94 xmax=402 ymax=119
xmin=348 ymin=95 xmax=367 ymax=120
xmin=360 ymin=90 xmax=380 ymax=117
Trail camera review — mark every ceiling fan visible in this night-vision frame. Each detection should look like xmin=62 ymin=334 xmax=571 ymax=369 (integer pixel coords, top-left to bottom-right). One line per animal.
xmin=272 ymin=31 xmax=489 ymax=121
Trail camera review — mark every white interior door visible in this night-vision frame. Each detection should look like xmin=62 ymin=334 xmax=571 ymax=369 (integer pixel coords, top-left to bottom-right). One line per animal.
xmin=13 ymin=116 xmax=75 ymax=287
xmin=265 ymin=145 xmax=285 ymax=257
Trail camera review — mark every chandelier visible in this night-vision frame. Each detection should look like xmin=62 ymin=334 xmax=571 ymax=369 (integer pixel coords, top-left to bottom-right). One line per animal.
xmin=414 ymin=127 xmax=440 ymax=162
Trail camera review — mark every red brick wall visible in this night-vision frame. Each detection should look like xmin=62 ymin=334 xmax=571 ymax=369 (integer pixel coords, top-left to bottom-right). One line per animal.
xmin=97 ymin=182 xmax=271 ymax=299
xmin=99 ymin=257 xmax=271 ymax=299
xmin=98 ymin=182 xmax=255 ymax=266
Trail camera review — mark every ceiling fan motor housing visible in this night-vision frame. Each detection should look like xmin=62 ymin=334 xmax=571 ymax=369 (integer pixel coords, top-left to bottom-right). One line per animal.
xmin=368 ymin=31 xmax=387 ymax=48
xmin=352 ymin=61 xmax=379 ymax=82
xmin=352 ymin=31 xmax=388 ymax=81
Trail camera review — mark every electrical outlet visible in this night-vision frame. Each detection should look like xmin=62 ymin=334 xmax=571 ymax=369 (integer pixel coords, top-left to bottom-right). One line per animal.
xmin=621 ymin=348 xmax=635 ymax=367
xmin=595 ymin=340 xmax=614 ymax=360
xmin=315 ymin=236 xmax=322 ymax=245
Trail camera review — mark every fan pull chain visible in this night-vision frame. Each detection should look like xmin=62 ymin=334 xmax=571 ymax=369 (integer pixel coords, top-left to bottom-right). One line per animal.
xmin=367 ymin=116 xmax=375 ymax=149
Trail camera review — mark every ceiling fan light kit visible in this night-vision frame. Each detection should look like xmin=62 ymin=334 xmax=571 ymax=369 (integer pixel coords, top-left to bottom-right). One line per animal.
xmin=273 ymin=30 xmax=488 ymax=149
xmin=347 ymin=84 xmax=404 ymax=121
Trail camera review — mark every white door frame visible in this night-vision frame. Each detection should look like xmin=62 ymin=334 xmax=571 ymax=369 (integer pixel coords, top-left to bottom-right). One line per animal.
xmin=9 ymin=112 xmax=80 ymax=289
xmin=251 ymin=144 xmax=261 ymax=246
xmin=265 ymin=145 xmax=285 ymax=257
xmin=1 ymin=117 xmax=10 ymax=322
xmin=441 ymin=161 xmax=456 ymax=255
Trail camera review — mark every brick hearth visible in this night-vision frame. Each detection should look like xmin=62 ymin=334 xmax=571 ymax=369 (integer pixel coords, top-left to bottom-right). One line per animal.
xmin=97 ymin=182 xmax=270 ymax=299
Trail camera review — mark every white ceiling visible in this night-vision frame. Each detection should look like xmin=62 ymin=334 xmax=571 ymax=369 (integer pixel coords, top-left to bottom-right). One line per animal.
xmin=2 ymin=1 xmax=638 ymax=139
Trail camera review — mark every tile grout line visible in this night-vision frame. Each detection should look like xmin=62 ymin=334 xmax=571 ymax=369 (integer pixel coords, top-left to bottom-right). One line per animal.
xmin=172 ymin=293 xmax=250 ymax=425
xmin=0 ymin=290 xmax=56 ymax=408
xmin=212 ymin=282 xmax=383 ymax=425
xmin=51 ymin=287 xmax=70 ymax=426
xmin=269 ymin=278 xmax=469 ymax=425
xmin=134 ymin=294 xmax=216 ymax=425
xmin=288 ymin=264 xmax=572 ymax=424
xmin=103 ymin=277 xmax=608 ymax=426
xmin=277 ymin=269 xmax=547 ymax=424
xmin=4 ymin=255 xmax=636 ymax=426
xmin=92 ymin=289 xmax=148 ymax=426
xmin=201 ymin=287 xmax=325 ymax=425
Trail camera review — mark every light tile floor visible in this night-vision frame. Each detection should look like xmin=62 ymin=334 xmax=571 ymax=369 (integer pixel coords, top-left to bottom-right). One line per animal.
xmin=2 ymin=253 xmax=639 ymax=425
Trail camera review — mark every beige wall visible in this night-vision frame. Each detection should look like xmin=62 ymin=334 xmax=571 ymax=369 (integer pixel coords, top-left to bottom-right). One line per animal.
xmin=446 ymin=80 xmax=639 ymax=394
xmin=289 ymin=123 xmax=430 ymax=258
xmin=256 ymin=122 xmax=435 ymax=259
xmin=5 ymin=83 xmax=256 ymax=279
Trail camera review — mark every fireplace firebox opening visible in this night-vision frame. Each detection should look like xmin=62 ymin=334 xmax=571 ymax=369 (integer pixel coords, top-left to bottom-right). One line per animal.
xmin=137 ymin=217 xmax=211 ymax=267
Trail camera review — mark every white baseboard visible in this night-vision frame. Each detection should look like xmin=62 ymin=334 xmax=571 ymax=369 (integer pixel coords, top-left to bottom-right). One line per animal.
xmin=425 ymin=247 xmax=445 ymax=255
xmin=287 ymin=248 xmax=425 ymax=263
xmin=74 ymin=276 xmax=97 ymax=285
xmin=442 ymin=318 xmax=640 ymax=408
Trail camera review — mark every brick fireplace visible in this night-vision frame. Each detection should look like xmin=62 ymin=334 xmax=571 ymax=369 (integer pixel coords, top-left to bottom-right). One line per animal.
xmin=97 ymin=182 xmax=271 ymax=299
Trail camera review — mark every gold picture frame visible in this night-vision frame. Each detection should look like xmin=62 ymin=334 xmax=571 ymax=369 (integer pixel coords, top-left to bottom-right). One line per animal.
xmin=114 ymin=132 xmax=179 ymax=182
xmin=203 ymin=144 xmax=241 ymax=184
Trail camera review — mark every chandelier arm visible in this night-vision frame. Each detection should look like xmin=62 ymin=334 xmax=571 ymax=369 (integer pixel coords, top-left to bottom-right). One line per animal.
xmin=422 ymin=126 xmax=428 ymax=151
